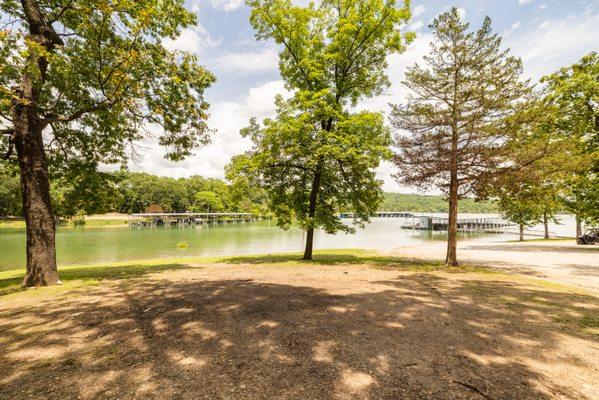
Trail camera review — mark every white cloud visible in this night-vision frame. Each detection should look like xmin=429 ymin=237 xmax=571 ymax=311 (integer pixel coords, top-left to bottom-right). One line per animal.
xmin=139 ymin=3 xmax=599 ymax=193
xmin=213 ymin=47 xmax=279 ymax=75
xmin=409 ymin=21 xmax=424 ymax=31
xmin=209 ymin=0 xmax=243 ymax=12
xmin=518 ymin=0 xmax=533 ymax=5
xmin=412 ymin=5 xmax=426 ymax=17
xmin=128 ymin=81 xmax=291 ymax=179
xmin=162 ymin=26 xmax=219 ymax=54
xmin=508 ymin=9 xmax=599 ymax=79
xmin=504 ymin=21 xmax=521 ymax=36
xmin=539 ymin=4 xmax=547 ymax=10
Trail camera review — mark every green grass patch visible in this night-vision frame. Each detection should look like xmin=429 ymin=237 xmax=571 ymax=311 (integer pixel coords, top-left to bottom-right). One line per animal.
xmin=78 ymin=219 xmax=128 ymax=227
xmin=0 ymin=220 xmax=25 ymax=230
xmin=554 ymin=314 xmax=599 ymax=336
xmin=0 ymin=218 xmax=128 ymax=231
xmin=220 ymin=249 xmax=494 ymax=274
xmin=0 ymin=262 xmax=188 ymax=297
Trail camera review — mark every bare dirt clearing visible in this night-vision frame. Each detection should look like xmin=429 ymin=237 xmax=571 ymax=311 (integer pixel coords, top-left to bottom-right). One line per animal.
xmin=1 ymin=255 xmax=598 ymax=399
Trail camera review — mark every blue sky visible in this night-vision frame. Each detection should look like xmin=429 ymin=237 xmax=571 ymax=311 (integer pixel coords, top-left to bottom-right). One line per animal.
xmin=134 ymin=0 xmax=599 ymax=192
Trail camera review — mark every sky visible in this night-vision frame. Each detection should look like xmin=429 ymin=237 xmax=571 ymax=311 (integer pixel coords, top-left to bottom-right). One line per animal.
xmin=131 ymin=0 xmax=599 ymax=193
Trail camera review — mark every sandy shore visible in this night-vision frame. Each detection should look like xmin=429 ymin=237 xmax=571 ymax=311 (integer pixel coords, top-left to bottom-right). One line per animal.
xmin=390 ymin=239 xmax=599 ymax=291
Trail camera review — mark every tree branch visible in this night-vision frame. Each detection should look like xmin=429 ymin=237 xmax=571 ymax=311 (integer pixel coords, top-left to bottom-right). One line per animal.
xmin=42 ymin=99 xmax=119 ymax=126
xmin=265 ymin=162 xmax=315 ymax=172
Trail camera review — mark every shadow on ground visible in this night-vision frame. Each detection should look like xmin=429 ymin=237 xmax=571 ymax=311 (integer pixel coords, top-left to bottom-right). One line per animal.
xmin=0 ymin=263 xmax=188 ymax=296
xmin=1 ymin=268 xmax=598 ymax=399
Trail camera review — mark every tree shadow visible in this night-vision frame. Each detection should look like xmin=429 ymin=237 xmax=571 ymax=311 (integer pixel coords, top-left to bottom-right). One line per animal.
xmin=0 ymin=263 xmax=189 ymax=296
xmin=222 ymin=253 xmax=448 ymax=270
xmin=1 ymin=270 xmax=598 ymax=399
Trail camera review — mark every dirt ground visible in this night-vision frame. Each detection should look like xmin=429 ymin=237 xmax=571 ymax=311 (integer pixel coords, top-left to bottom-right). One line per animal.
xmin=391 ymin=240 xmax=599 ymax=291
xmin=1 ymin=259 xmax=598 ymax=400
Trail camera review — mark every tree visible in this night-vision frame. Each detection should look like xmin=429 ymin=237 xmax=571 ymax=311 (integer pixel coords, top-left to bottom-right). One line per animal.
xmin=228 ymin=0 xmax=412 ymax=260
xmin=50 ymin=171 xmax=118 ymax=219
xmin=562 ymin=175 xmax=599 ymax=236
xmin=496 ymin=182 xmax=544 ymax=241
xmin=0 ymin=163 xmax=21 ymax=217
xmin=193 ymin=191 xmax=224 ymax=213
xmin=116 ymin=173 xmax=189 ymax=213
xmin=391 ymin=8 xmax=530 ymax=265
xmin=541 ymin=52 xmax=599 ymax=235
xmin=0 ymin=1 xmax=215 ymax=286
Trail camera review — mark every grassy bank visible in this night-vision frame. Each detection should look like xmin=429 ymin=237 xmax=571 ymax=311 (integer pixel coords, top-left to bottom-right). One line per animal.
xmin=0 ymin=218 xmax=128 ymax=230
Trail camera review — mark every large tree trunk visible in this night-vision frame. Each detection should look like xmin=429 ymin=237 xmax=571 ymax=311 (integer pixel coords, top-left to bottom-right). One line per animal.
xmin=11 ymin=0 xmax=64 ymax=286
xmin=519 ymin=224 xmax=525 ymax=242
xmin=576 ymin=216 xmax=583 ymax=238
xmin=14 ymin=105 xmax=59 ymax=286
xmin=303 ymin=164 xmax=323 ymax=261
xmin=543 ymin=212 xmax=550 ymax=239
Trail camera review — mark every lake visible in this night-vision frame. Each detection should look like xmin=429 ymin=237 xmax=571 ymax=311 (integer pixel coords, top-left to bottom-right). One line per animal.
xmin=0 ymin=214 xmax=577 ymax=271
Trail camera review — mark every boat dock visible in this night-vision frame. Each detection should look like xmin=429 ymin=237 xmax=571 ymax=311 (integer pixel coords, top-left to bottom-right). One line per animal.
xmin=402 ymin=216 xmax=514 ymax=233
xmin=129 ymin=212 xmax=255 ymax=227
xmin=339 ymin=211 xmax=415 ymax=218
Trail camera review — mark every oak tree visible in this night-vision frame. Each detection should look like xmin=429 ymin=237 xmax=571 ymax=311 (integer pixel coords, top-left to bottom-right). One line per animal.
xmin=496 ymin=181 xmax=544 ymax=242
xmin=0 ymin=0 xmax=215 ymax=286
xmin=228 ymin=0 xmax=412 ymax=260
xmin=541 ymin=52 xmax=599 ymax=234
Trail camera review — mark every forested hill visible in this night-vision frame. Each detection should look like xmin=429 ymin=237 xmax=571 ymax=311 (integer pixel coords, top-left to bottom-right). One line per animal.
xmin=0 ymin=167 xmax=499 ymax=217
xmin=380 ymin=193 xmax=499 ymax=213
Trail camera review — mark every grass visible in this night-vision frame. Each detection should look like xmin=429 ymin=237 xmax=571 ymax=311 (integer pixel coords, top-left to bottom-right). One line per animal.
xmin=222 ymin=249 xmax=494 ymax=274
xmin=0 ymin=262 xmax=189 ymax=298
xmin=0 ymin=218 xmax=128 ymax=231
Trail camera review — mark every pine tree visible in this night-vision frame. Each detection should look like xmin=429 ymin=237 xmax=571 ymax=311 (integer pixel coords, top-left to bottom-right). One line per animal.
xmin=391 ymin=8 xmax=530 ymax=265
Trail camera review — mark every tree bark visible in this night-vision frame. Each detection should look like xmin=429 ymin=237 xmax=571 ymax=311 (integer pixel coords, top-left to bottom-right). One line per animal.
xmin=445 ymin=115 xmax=459 ymax=266
xmin=14 ymin=99 xmax=59 ymax=286
xmin=543 ymin=211 xmax=549 ymax=239
xmin=519 ymin=223 xmax=524 ymax=242
xmin=303 ymin=162 xmax=323 ymax=261
xmin=576 ymin=216 xmax=583 ymax=238
xmin=12 ymin=0 xmax=63 ymax=286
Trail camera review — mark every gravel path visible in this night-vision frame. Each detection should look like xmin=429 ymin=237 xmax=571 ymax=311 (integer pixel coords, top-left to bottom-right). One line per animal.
xmin=390 ymin=240 xmax=599 ymax=291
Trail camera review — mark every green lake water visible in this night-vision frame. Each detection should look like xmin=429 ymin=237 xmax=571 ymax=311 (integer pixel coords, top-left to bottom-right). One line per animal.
xmin=0 ymin=215 xmax=576 ymax=271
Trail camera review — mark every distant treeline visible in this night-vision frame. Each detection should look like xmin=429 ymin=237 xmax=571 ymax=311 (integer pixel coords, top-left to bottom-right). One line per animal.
xmin=1 ymin=167 xmax=501 ymax=218
xmin=380 ymin=193 xmax=499 ymax=213
xmin=0 ymin=170 xmax=269 ymax=218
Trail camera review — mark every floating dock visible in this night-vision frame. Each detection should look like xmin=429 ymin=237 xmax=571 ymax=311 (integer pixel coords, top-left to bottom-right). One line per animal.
xmin=339 ymin=211 xmax=415 ymax=219
xmin=402 ymin=216 xmax=514 ymax=232
xmin=129 ymin=212 xmax=255 ymax=227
